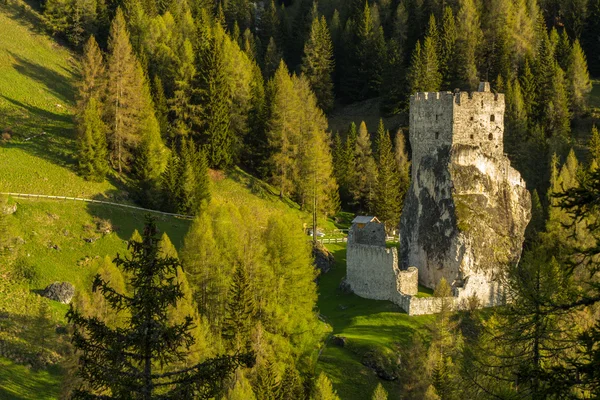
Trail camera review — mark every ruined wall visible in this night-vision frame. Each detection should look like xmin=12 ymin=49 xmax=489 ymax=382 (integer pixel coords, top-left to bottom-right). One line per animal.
xmin=349 ymin=222 xmax=386 ymax=246
xmin=399 ymin=84 xmax=531 ymax=307
xmin=398 ymin=267 xmax=418 ymax=296
xmin=346 ymin=244 xmax=399 ymax=302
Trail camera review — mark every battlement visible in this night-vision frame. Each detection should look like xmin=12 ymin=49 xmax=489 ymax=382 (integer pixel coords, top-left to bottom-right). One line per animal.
xmin=409 ymin=82 xmax=505 ymax=159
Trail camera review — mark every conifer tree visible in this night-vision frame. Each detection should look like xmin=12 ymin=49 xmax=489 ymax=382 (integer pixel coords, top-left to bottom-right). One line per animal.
xmin=351 ymin=121 xmax=377 ymax=213
xmin=567 ymin=39 xmax=592 ymax=116
xmin=520 ymin=57 xmax=537 ymax=124
xmin=67 ymin=218 xmax=252 ymax=398
xmin=312 ymin=372 xmax=340 ymax=400
xmin=301 ymin=15 xmax=335 ymax=113
xmin=353 ymin=1 xmax=386 ymax=99
xmin=555 ymin=29 xmax=572 ymax=71
xmin=176 ymin=139 xmax=210 ymax=215
xmin=525 ymin=189 xmax=545 ymax=243
xmin=394 ymin=130 xmax=410 ymax=205
xmin=545 ymin=62 xmax=571 ymax=139
xmin=152 ymin=76 xmax=170 ymax=142
xmin=223 ymin=0 xmax=251 ymax=33
xmin=198 ymin=30 xmax=233 ymax=169
xmin=78 ymin=98 xmax=109 ymax=181
xmin=264 ymin=37 xmax=283 ymax=80
xmin=160 ymin=152 xmax=180 ymax=213
xmin=439 ymin=6 xmax=456 ymax=87
xmin=105 ymin=8 xmax=144 ymax=174
xmin=582 ymin=0 xmax=600 ymax=76
xmin=454 ymin=0 xmax=482 ymax=90
xmin=170 ymin=38 xmax=198 ymax=139
xmin=77 ymin=35 xmax=105 ymax=112
xmin=414 ymin=35 xmax=442 ymax=92
xmin=373 ymin=120 xmax=401 ymax=233
xmin=277 ymin=364 xmax=304 ymax=400
xmin=258 ymin=0 xmax=280 ymax=51
xmin=225 ymin=370 xmax=256 ymax=400
xmin=266 ymin=61 xmax=301 ymax=198
xmin=221 ymin=263 xmax=255 ymax=352
xmin=341 ymin=122 xmax=358 ymax=206
xmin=588 ymin=125 xmax=600 ymax=165
xmin=371 ymin=383 xmax=388 ymax=400
xmin=254 ymin=359 xmax=279 ymax=400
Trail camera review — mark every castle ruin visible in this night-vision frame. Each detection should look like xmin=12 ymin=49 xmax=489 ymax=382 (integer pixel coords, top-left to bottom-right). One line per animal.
xmin=346 ymin=83 xmax=532 ymax=315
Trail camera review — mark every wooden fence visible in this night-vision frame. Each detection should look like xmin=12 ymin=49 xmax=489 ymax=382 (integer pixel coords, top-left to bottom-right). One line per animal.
xmin=0 ymin=192 xmax=195 ymax=220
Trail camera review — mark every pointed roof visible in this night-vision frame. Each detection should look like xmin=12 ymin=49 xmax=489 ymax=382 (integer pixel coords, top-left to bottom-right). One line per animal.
xmin=351 ymin=216 xmax=380 ymax=224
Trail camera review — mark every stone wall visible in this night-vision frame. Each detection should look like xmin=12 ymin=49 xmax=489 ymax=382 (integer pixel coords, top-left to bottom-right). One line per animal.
xmin=346 ymin=244 xmax=399 ymax=302
xmin=392 ymin=293 xmax=459 ymax=316
xmin=398 ymin=267 xmax=418 ymax=296
xmin=349 ymin=221 xmax=386 ymax=246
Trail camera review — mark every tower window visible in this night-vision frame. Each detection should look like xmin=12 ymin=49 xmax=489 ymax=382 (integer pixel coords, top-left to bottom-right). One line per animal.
xmin=481 ymin=100 xmax=484 ymax=107
xmin=470 ymin=134 xmax=474 ymax=139
xmin=470 ymin=116 xmax=474 ymax=121
xmin=488 ymin=133 xmax=494 ymax=141
xmin=490 ymin=114 xmax=495 ymax=122
xmin=435 ymin=132 xmax=440 ymax=139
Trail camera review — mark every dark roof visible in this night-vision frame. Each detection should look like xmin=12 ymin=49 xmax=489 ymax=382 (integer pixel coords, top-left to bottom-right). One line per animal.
xmin=351 ymin=216 xmax=380 ymax=224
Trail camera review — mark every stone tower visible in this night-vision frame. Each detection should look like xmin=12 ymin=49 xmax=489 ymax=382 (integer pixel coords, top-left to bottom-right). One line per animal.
xmin=399 ymin=83 xmax=531 ymax=306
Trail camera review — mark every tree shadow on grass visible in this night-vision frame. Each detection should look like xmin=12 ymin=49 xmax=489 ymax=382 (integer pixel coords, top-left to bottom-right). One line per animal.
xmin=9 ymin=52 xmax=76 ymax=105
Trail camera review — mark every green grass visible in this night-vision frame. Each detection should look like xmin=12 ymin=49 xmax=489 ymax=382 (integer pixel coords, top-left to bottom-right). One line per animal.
xmin=316 ymin=243 xmax=433 ymax=399
xmin=0 ymin=358 xmax=62 ymax=400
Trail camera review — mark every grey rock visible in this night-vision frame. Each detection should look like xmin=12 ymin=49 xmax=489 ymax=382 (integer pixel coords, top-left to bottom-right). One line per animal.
xmin=41 ymin=282 xmax=75 ymax=304
xmin=331 ymin=335 xmax=347 ymax=347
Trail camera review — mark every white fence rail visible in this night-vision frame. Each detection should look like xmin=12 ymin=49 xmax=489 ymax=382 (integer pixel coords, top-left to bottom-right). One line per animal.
xmin=0 ymin=192 xmax=195 ymax=220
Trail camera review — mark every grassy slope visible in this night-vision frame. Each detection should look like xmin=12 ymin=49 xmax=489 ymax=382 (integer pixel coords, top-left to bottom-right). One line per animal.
xmin=316 ymin=243 xmax=433 ymax=400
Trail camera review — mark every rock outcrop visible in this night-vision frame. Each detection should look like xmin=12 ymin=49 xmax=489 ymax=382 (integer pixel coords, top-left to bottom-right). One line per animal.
xmin=41 ymin=282 xmax=75 ymax=304
xmin=399 ymin=83 xmax=531 ymax=306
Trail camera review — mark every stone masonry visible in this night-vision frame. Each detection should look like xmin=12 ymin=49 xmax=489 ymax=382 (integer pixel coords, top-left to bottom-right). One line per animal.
xmin=345 ymin=83 xmax=531 ymax=315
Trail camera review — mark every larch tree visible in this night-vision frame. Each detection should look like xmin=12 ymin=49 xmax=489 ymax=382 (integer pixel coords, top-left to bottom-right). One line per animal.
xmin=394 ymin=129 xmax=410 ymax=206
xmin=263 ymin=37 xmax=283 ymax=80
xmin=77 ymin=98 xmax=109 ymax=181
xmin=301 ymin=15 xmax=335 ymax=113
xmin=373 ymin=120 xmax=401 ymax=233
xmin=588 ymin=125 xmax=600 ymax=166
xmin=371 ymin=383 xmax=388 ymax=400
xmin=567 ymin=39 xmax=592 ymax=116
xmin=351 ymin=121 xmax=377 ymax=213
xmin=176 ymin=139 xmax=210 ymax=215
xmin=276 ymin=364 xmax=304 ymax=400
xmin=105 ymin=8 xmax=144 ymax=174
xmin=77 ymin=35 xmax=105 ymax=113
xmin=266 ymin=61 xmax=301 ymax=198
xmin=67 ymin=218 xmax=253 ymax=399
xmin=170 ymin=38 xmax=198 ymax=139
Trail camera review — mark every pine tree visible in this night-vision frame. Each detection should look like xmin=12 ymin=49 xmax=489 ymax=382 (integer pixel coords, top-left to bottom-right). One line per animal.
xmin=264 ymin=37 xmax=283 ymax=80
xmin=223 ymin=0 xmax=251 ymax=33
xmin=301 ymin=15 xmax=335 ymax=113
xmin=277 ymin=364 xmax=304 ymax=400
xmin=394 ymin=129 xmax=410 ymax=206
xmin=373 ymin=120 xmax=401 ymax=233
xmin=258 ymin=0 xmax=280 ymax=53
xmin=408 ymin=41 xmax=424 ymax=94
xmin=453 ymin=0 xmax=482 ymax=90
xmin=152 ymin=76 xmax=170 ymax=142
xmin=312 ymin=372 xmax=340 ymax=400
xmin=520 ymin=57 xmax=537 ymax=122
xmin=77 ymin=35 xmax=105 ymax=113
xmin=266 ymin=61 xmax=301 ymax=198
xmin=545 ymin=62 xmax=571 ymax=139
xmin=254 ymin=359 xmax=279 ymax=400
xmin=439 ymin=6 xmax=457 ymax=87
xmin=198 ymin=30 xmax=233 ymax=169
xmin=589 ymin=125 xmax=600 ymax=165
xmin=66 ymin=218 xmax=252 ymax=398
xmin=371 ymin=383 xmax=388 ymax=400
xmin=176 ymin=139 xmax=210 ymax=215
xmin=105 ymin=8 xmax=144 ymax=174
xmin=77 ymin=98 xmax=109 ymax=181
xmin=420 ymin=35 xmax=442 ymax=91
xmin=170 ymin=38 xmax=198 ymax=139
xmin=354 ymin=1 xmax=386 ymax=99
xmin=341 ymin=122 xmax=358 ymax=206
xmin=160 ymin=152 xmax=180 ymax=213
xmin=567 ymin=39 xmax=592 ymax=116
xmin=351 ymin=121 xmax=377 ymax=213
xmin=222 ymin=263 xmax=255 ymax=352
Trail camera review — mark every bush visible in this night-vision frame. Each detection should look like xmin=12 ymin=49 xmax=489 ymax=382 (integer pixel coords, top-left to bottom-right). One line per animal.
xmin=12 ymin=258 xmax=40 ymax=285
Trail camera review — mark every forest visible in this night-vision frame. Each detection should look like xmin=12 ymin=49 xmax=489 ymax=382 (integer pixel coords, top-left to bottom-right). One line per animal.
xmin=0 ymin=0 xmax=599 ymax=398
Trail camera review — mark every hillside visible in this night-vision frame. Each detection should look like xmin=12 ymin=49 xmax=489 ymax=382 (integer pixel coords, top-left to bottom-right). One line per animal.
xmin=0 ymin=4 xmax=335 ymax=399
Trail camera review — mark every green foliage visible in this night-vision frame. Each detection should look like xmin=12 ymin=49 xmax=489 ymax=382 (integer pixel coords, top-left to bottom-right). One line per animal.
xmin=222 ymin=263 xmax=256 ymax=352
xmin=371 ymin=382 xmax=387 ymax=400
xmin=174 ymin=139 xmax=211 ymax=215
xmin=254 ymin=359 xmax=279 ymax=400
xmin=409 ymin=16 xmax=442 ymax=93
xmin=312 ymin=372 xmax=340 ymax=400
xmin=67 ymin=218 xmax=251 ymax=398
xmin=277 ymin=364 xmax=304 ymax=400
xmin=373 ymin=120 xmax=402 ymax=232
xmin=350 ymin=121 xmax=377 ymax=213
xmin=567 ymin=39 xmax=592 ymax=115
xmin=77 ymin=98 xmax=109 ymax=181
xmin=453 ymin=0 xmax=482 ymax=90
xmin=301 ymin=16 xmax=335 ymax=113
xmin=589 ymin=125 xmax=600 ymax=165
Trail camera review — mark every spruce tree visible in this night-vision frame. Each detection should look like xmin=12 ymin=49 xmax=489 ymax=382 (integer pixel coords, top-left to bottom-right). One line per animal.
xmin=264 ymin=37 xmax=283 ymax=80
xmin=567 ymin=39 xmax=592 ymax=116
xmin=454 ymin=0 xmax=482 ymax=90
xmin=105 ymin=8 xmax=144 ymax=174
xmin=152 ymin=76 xmax=170 ymax=142
xmin=525 ymin=189 xmax=545 ymax=243
xmin=160 ymin=152 xmax=180 ymax=213
xmin=588 ymin=125 xmax=600 ymax=165
xmin=408 ymin=41 xmax=424 ymax=94
xmin=198 ymin=30 xmax=233 ymax=169
xmin=439 ymin=6 xmax=457 ymax=88
xmin=373 ymin=120 xmax=401 ymax=233
xmin=394 ymin=129 xmax=410 ymax=206
xmin=78 ymin=97 xmax=109 ymax=181
xmin=221 ymin=263 xmax=255 ymax=352
xmin=312 ymin=372 xmax=340 ymax=400
xmin=351 ymin=121 xmax=377 ymax=213
xmin=354 ymin=1 xmax=386 ymax=99
xmin=277 ymin=364 xmax=304 ymax=400
xmin=170 ymin=38 xmax=198 ymax=139
xmin=520 ymin=58 xmax=537 ymax=123
xmin=258 ymin=0 xmax=280 ymax=52
xmin=301 ymin=15 xmax=335 ymax=113
xmin=254 ymin=359 xmax=279 ymax=400
xmin=66 ymin=218 xmax=252 ymax=398
xmin=582 ymin=0 xmax=600 ymax=76
xmin=371 ymin=383 xmax=388 ymax=400
xmin=545 ymin=62 xmax=571 ymax=140
xmin=176 ymin=139 xmax=210 ymax=215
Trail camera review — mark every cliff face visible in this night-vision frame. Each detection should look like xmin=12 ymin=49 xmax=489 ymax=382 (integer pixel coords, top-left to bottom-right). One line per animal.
xmin=399 ymin=143 xmax=531 ymax=305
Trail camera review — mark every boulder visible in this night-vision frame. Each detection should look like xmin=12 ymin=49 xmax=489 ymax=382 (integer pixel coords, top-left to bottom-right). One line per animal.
xmin=331 ymin=335 xmax=347 ymax=347
xmin=313 ymin=242 xmax=335 ymax=274
xmin=41 ymin=282 xmax=75 ymax=304
xmin=2 ymin=203 xmax=16 ymax=215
